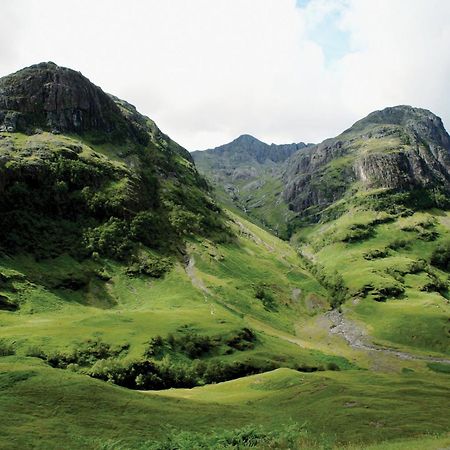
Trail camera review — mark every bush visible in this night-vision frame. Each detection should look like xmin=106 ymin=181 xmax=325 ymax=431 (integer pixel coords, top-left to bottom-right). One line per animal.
xmin=126 ymin=254 xmax=173 ymax=278
xmin=87 ymin=356 xmax=276 ymax=390
xmin=130 ymin=211 xmax=165 ymax=248
xmin=145 ymin=328 xmax=257 ymax=361
xmin=226 ymin=328 xmax=256 ymax=351
xmin=431 ymin=240 xmax=450 ymax=271
xmin=326 ymin=362 xmax=340 ymax=371
xmin=84 ymin=218 xmax=134 ymax=260
xmin=363 ymin=248 xmax=389 ymax=260
xmin=301 ymin=258 xmax=348 ymax=308
xmin=340 ymin=223 xmax=374 ymax=243
xmin=388 ymin=238 xmax=410 ymax=250
xmin=25 ymin=346 xmax=46 ymax=359
xmin=0 ymin=294 xmax=19 ymax=311
xmin=42 ymin=339 xmax=129 ymax=369
xmin=254 ymin=284 xmax=277 ymax=311
xmin=143 ymin=421 xmax=308 ymax=450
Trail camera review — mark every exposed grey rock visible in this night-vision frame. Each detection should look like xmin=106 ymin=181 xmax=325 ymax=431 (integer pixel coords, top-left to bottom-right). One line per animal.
xmin=283 ymin=106 xmax=450 ymax=216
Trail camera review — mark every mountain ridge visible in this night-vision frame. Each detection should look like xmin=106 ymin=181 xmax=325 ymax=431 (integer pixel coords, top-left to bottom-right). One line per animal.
xmin=192 ymin=134 xmax=310 ymax=236
xmin=0 ymin=62 xmax=226 ymax=261
xmin=192 ymin=133 xmax=309 ymax=164
xmin=284 ymin=105 xmax=450 ymax=221
xmin=193 ymin=105 xmax=450 ymax=234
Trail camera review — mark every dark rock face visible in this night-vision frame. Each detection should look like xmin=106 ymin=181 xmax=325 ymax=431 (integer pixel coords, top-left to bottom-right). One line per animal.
xmin=283 ymin=106 xmax=450 ymax=215
xmin=0 ymin=62 xmax=144 ymax=142
xmin=283 ymin=138 xmax=355 ymax=212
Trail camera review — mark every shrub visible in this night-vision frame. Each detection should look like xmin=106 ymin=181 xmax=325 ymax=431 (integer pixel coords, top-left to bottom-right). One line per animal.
xmin=301 ymin=258 xmax=348 ymax=308
xmin=254 ymin=284 xmax=277 ymax=311
xmin=363 ymin=248 xmax=389 ymax=260
xmin=84 ymin=218 xmax=133 ymax=260
xmin=226 ymin=328 xmax=256 ymax=351
xmin=126 ymin=254 xmax=173 ymax=278
xmin=130 ymin=211 xmax=165 ymax=248
xmin=0 ymin=294 xmax=19 ymax=311
xmin=388 ymin=238 xmax=410 ymax=250
xmin=143 ymin=421 xmax=308 ymax=450
xmin=42 ymin=339 xmax=129 ymax=368
xmin=431 ymin=240 xmax=450 ymax=271
xmin=340 ymin=223 xmax=374 ymax=243
xmin=25 ymin=346 xmax=46 ymax=359
xmin=326 ymin=362 xmax=340 ymax=371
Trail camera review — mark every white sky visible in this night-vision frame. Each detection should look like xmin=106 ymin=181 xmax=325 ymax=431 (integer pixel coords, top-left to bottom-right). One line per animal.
xmin=1 ymin=0 xmax=449 ymax=150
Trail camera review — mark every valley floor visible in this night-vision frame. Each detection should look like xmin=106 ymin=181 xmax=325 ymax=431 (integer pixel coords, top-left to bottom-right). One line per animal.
xmin=1 ymin=212 xmax=449 ymax=449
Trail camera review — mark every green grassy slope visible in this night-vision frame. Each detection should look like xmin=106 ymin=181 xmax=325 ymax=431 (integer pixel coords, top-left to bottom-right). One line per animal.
xmin=293 ymin=207 xmax=450 ymax=357
xmin=0 ymin=212 xmax=335 ymax=366
xmin=2 ymin=360 xmax=449 ymax=449
xmin=1 ymin=212 xmax=449 ymax=449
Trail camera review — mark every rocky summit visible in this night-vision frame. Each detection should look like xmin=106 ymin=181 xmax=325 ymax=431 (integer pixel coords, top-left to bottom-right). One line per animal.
xmin=193 ymin=105 xmax=450 ymax=237
xmin=192 ymin=134 xmax=309 ymax=236
xmin=283 ymin=106 xmax=450 ymax=217
xmin=0 ymin=62 xmax=148 ymax=144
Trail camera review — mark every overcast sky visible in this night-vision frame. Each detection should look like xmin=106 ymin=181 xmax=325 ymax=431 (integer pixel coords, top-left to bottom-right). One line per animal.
xmin=1 ymin=0 xmax=449 ymax=150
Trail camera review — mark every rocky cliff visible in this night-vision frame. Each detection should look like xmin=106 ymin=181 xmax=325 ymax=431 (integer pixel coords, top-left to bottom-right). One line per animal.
xmin=0 ymin=62 xmax=146 ymax=142
xmin=283 ymin=106 xmax=450 ymax=217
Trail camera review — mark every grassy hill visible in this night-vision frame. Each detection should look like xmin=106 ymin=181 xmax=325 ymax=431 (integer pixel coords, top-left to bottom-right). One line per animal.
xmin=292 ymin=207 xmax=450 ymax=358
xmin=2 ymin=360 xmax=450 ymax=449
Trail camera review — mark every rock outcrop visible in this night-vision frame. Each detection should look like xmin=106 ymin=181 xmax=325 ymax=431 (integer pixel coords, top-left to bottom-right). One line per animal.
xmin=283 ymin=106 xmax=450 ymax=215
xmin=0 ymin=62 xmax=146 ymax=143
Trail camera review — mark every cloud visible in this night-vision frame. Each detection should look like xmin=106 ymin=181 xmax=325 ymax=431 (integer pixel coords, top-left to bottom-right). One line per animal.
xmin=0 ymin=0 xmax=449 ymax=150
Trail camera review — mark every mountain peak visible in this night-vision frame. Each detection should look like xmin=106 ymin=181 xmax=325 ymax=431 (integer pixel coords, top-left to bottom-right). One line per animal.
xmin=233 ymin=134 xmax=262 ymax=144
xmin=0 ymin=62 xmax=145 ymax=142
xmin=347 ymin=104 xmax=450 ymax=151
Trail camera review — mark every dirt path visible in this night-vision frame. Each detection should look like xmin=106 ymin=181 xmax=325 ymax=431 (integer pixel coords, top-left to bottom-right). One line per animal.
xmin=326 ymin=310 xmax=450 ymax=364
xmin=185 ymin=255 xmax=217 ymax=316
xmin=185 ymin=255 xmax=210 ymax=296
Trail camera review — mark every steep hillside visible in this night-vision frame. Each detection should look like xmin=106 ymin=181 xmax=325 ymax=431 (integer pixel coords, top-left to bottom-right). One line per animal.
xmin=0 ymin=62 xmax=227 ymax=265
xmin=195 ymin=106 xmax=450 ymax=236
xmin=192 ymin=134 xmax=309 ymax=237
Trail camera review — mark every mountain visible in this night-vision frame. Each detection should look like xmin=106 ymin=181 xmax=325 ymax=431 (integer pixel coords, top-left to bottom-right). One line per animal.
xmin=284 ymin=105 xmax=450 ymax=223
xmin=1 ymin=65 xmax=450 ymax=449
xmin=195 ymin=106 xmax=450 ymax=235
xmin=0 ymin=62 xmax=227 ymax=263
xmin=192 ymin=134 xmax=309 ymax=237
xmin=193 ymin=134 xmax=306 ymax=165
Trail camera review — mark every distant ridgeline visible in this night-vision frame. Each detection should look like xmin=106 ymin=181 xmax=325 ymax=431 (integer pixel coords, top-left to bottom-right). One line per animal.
xmin=194 ymin=106 xmax=450 ymax=236
xmin=0 ymin=62 xmax=228 ymax=262
xmin=192 ymin=135 xmax=310 ymax=238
